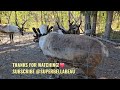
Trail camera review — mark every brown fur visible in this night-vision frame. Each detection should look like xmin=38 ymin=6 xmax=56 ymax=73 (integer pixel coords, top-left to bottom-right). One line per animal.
xmin=40 ymin=33 xmax=108 ymax=78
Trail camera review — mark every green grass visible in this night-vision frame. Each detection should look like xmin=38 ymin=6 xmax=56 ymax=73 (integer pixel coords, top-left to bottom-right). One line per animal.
xmin=96 ymin=30 xmax=120 ymax=39
xmin=110 ymin=30 xmax=120 ymax=39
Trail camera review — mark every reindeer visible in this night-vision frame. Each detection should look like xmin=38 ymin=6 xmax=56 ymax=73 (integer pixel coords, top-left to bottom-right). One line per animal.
xmin=53 ymin=22 xmax=69 ymax=34
xmin=32 ymin=25 xmax=53 ymax=42
xmin=0 ymin=24 xmax=24 ymax=43
xmin=54 ymin=21 xmax=81 ymax=34
xmin=32 ymin=21 xmax=81 ymax=39
xmin=0 ymin=11 xmax=29 ymax=44
xmin=68 ymin=21 xmax=81 ymax=34
xmin=38 ymin=26 xmax=109 ymax=79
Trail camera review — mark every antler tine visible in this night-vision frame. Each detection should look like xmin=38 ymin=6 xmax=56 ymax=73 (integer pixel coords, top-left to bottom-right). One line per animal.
xmin=56 ymin=21 xmax=61 ymax=29
xmin=69 ymin=21 xmax=74 ymax=26
xmin=78 ymin=20 xmax=82 ymax=27
xmin=22 ymin=19 xmax=27 ymax=27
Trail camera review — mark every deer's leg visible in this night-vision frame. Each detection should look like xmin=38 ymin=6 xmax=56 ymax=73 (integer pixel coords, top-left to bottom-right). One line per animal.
xmin=11 ymin=33 xmax=14 ymax=43
xmin=80 ymin=65 xmax=97 ymax=79
xmin=9 ymin=33 xmax=12 ymax=43
xmin=47 ymin=57 xmax=61 ymax=79
xmin=54 ymin=60 xmax=62 ymax=79
xmin=47 ymin=57 xmax=55 ymax=79
xmin=78 ymin=54 xmax=101 ymax=79
xmin=10 ymin=33 xmax=14 ymax=43
xmin=87 ymin=69 xmax=96 ymax=79
xmin=79 ymin=58 xmax=96 ymax=79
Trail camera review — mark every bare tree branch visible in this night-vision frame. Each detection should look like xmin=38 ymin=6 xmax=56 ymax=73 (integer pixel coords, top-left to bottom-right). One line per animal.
xmin=15 ymin=11 xmax=20 ymax=28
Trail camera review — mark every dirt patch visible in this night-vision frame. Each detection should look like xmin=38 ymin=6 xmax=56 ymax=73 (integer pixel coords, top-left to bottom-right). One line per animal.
xmin=0 ymin=33 xmax=120 ymax=79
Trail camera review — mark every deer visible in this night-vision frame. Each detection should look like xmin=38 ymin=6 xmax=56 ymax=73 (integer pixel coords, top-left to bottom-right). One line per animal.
xmin=32 ymin=25 xmax=53 ymax=42
xmin=0 ymin=24 xmax=24 ymax=43
xmin=53 ymin=21 xmax=81 ymax=34
xmin=38 ymin=25 xmax=109 ymax=79
xmin=0 ymin=11 xmax=29 ymax=44
xmin=68 ymin=21 xmax=81 ymax=34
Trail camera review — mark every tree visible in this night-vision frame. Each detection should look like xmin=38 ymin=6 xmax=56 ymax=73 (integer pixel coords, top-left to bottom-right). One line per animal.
xmin=4 ymin=11 xmax=12 ymax=24
xmin=15 ymin=11 xmax=31 ymax=31
xmin=84 ymin=11 xmax=92 ymax=35
xmin=0 ymin=11 xmax=8 ymax=24
xmin=91 ymin=11 xmax=98 ymax=36
xmin=0 ymin=11 xmax=2 ymax=24
xmin=68 ymin=11 xmax=71 ymax=29
xmin=103 ymin=11 xmax=114 ymax=40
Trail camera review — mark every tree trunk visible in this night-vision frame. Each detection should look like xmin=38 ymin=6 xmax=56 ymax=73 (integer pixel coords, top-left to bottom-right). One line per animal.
xmin=68 ymin=11 xmax=71 ymax=28
xmin=61 ymin=11 xmax=63 ymax=25
xmin=92 ymin=11 xmax=97 ymax=36
xmin=15 ymin=11 xmax=18 ymax=26
xmin=41 ymin=11 xmax=43 ymax=24
xmin=0 ymin=12 xmax=2 ymax=24
xmin=103 ymin=11 xmax=113 ymax=40
xmin=0 ymin=17 xmax=1 ymax=24
xmin=56 ymin=11 xmax=60 ymax=24
xmin=79 ymin=11 xmax=83 ymax=33
xmin=43 ymin=12 xmax=47 ymax=24
xmin=84 ymin=12 xmax=91 ymax=35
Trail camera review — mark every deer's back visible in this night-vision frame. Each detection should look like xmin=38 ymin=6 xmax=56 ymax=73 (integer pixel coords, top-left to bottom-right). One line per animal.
xmin=43 ymin=33 xmax=102 ymax=61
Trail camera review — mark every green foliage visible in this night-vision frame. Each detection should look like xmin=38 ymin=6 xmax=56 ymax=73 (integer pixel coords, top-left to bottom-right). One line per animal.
xmin=0 ymin=11 xmax=120 ymax=39
xmin=96 ymin=11 xmax=106 ymax=33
